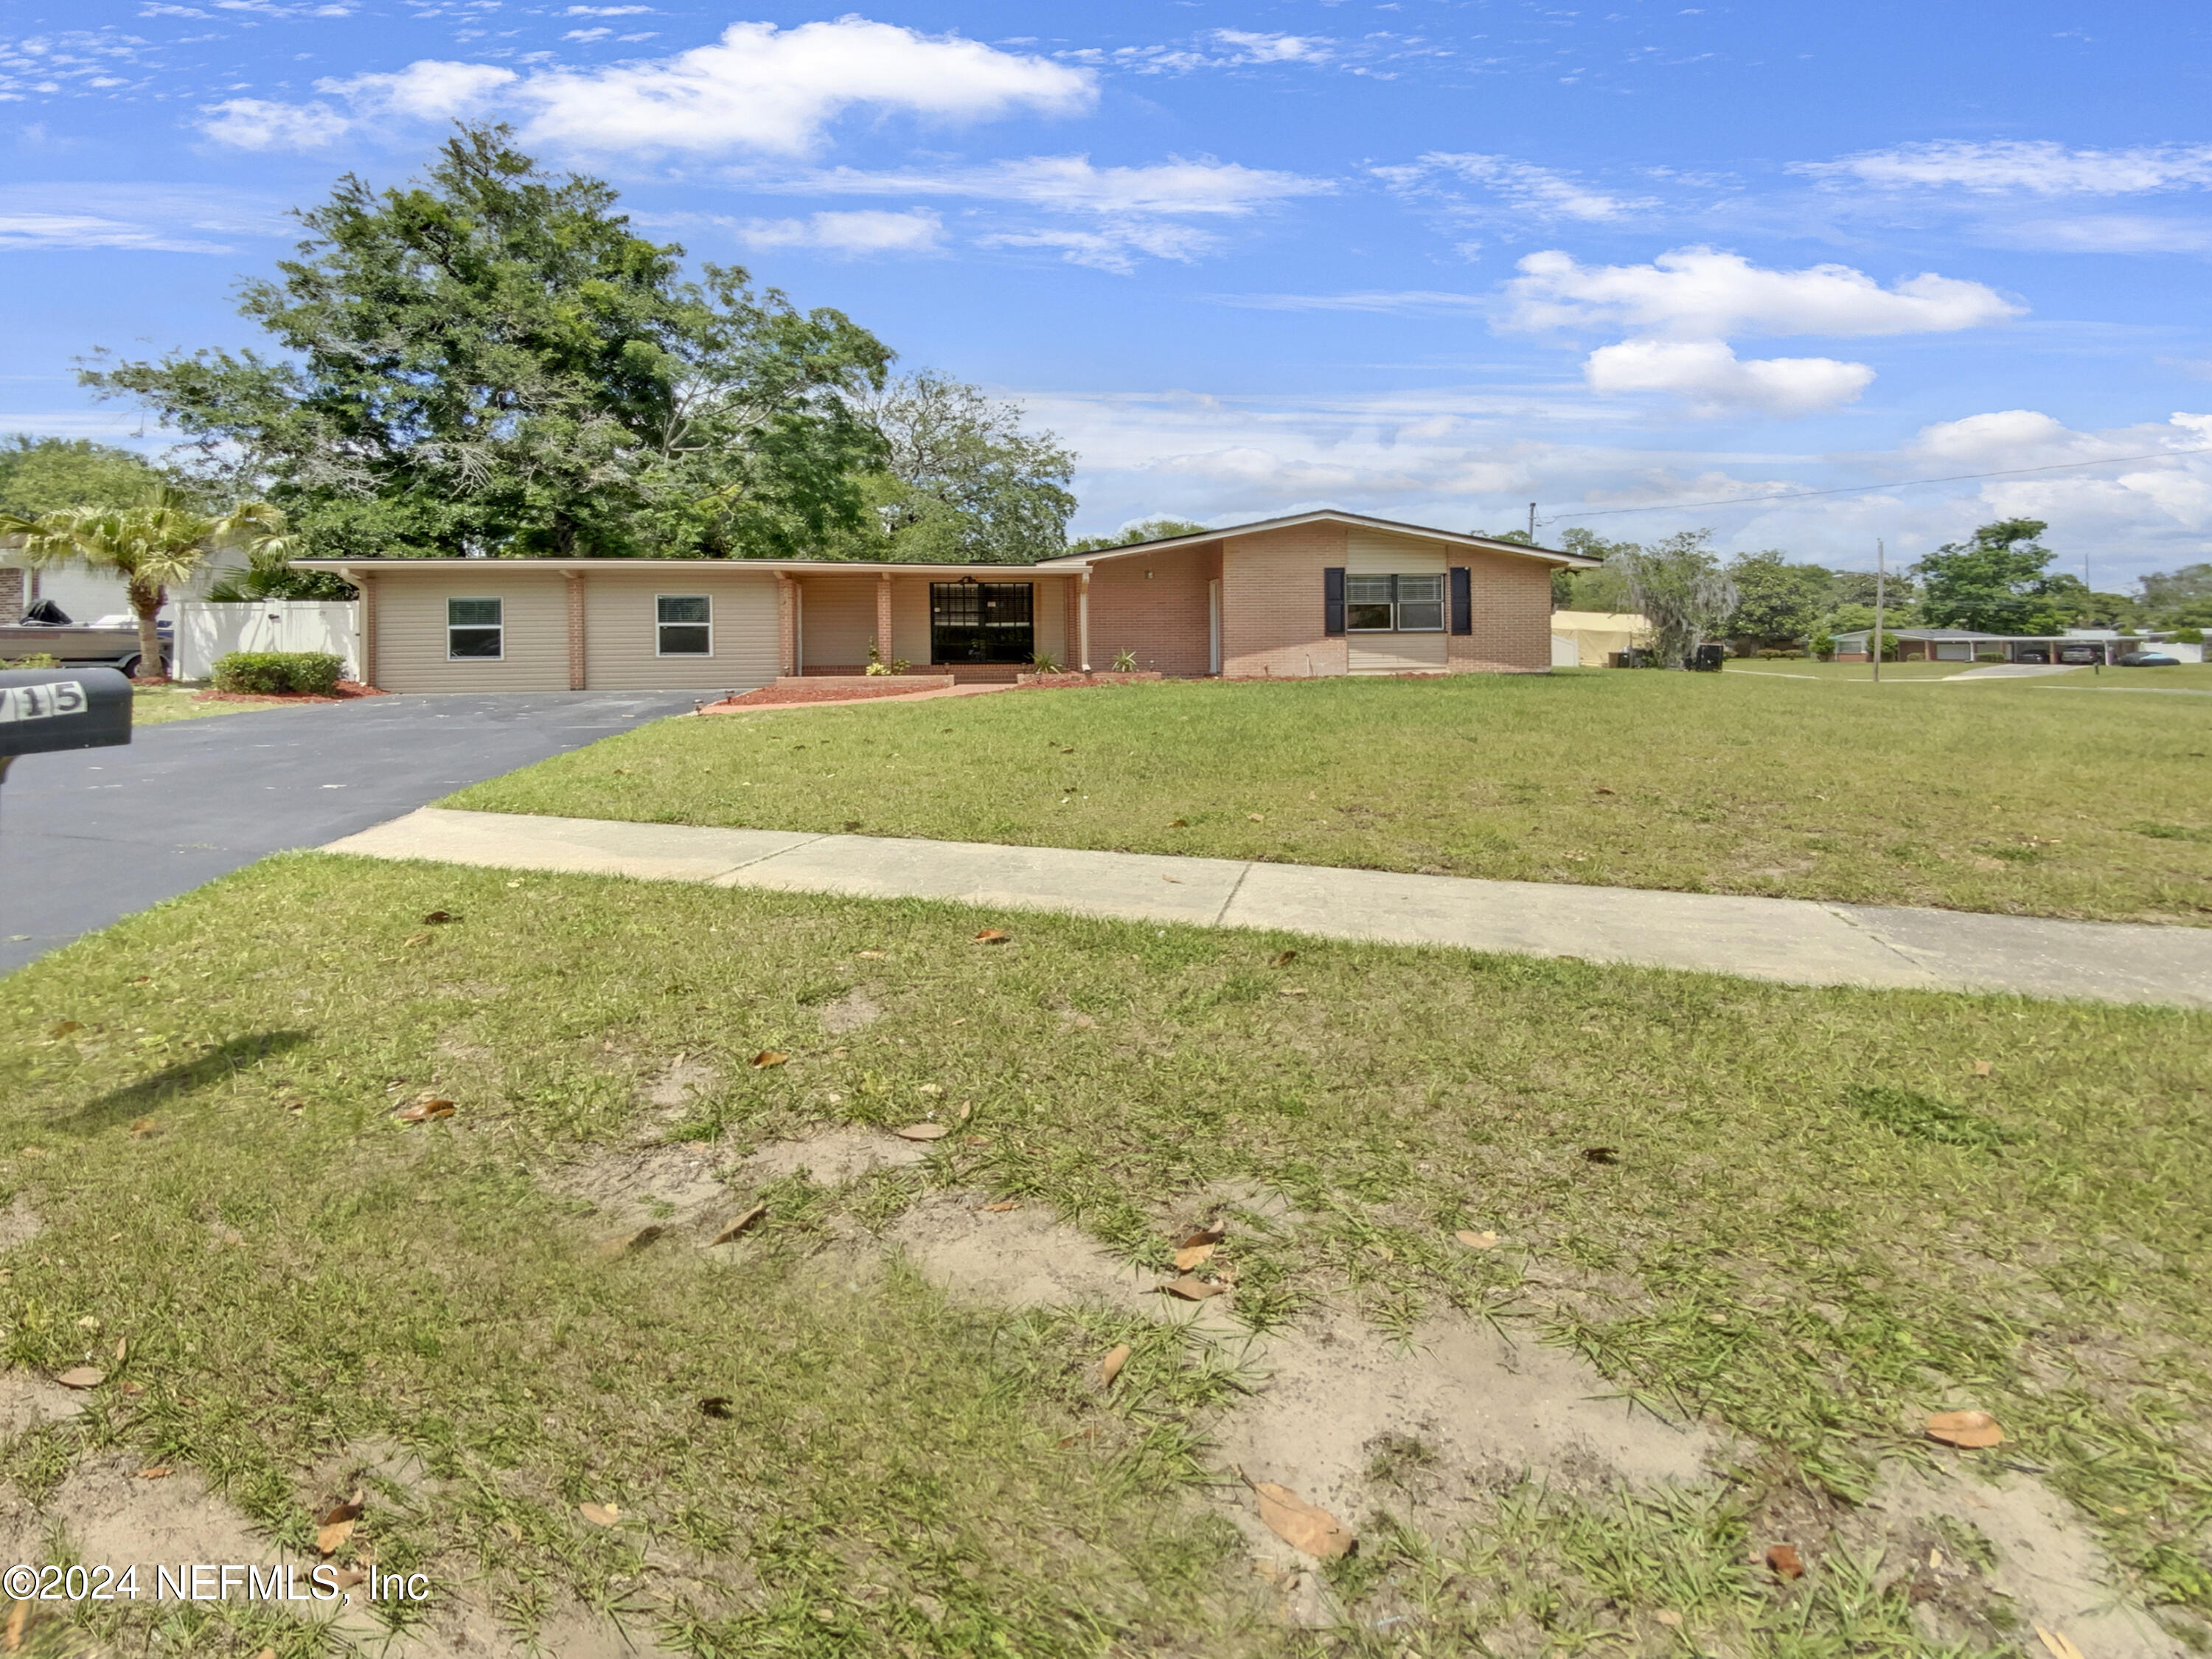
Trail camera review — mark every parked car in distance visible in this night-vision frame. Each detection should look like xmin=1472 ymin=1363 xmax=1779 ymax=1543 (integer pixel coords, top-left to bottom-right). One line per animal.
xmin=2057 ymin=644 xmax=2104 ymax=664
xmin=2118 ymin=652 xmax=2180 ymax=667
xmin=2013 ymin=648 xmax=2051 ymax=664
xmin=0 ymin=601 xmax=170 ymax=676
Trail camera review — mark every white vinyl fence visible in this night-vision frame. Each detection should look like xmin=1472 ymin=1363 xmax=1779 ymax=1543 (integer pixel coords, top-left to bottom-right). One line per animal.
xmin=175 ymin=601 xmax=361 ymax=682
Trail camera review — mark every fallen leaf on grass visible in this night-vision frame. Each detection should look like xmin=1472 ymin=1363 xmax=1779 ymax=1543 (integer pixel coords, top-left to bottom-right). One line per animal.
xmin=962 ymin=1135 xmax=991 ymax=1147
xmin=114 ymin=1337 xmax=127 ymax=1365
xmin=1593 ymin=786 xmax=1616 ymax=796
xmin=54 ymin=1368 xmax=103 ymax=1389
xmin=1279 ymin=987 xmax=1308 ymax=998
xmin=2036 ymin=1627 xmax=2086 ymax=1659
xmin=134 ymin=1466 xmax=171 ymax=1480
xmin=422 ymin=910 xmax=456 ymax=925
xmin=1924 ymin=1410 xmax=2004 ymax=1449
xmin=128 ymin=1117 xmax=161 ymax=1138
xmin=598 ymin=1225 xmax=664 ymax=1260
xmin=1168 ymin=818 xmax=1187 ymax=828
xmin=1972 ymin=1060 xmax=1992 ymax=1077
xmin=982 ymin=1200 xmax=1020 ymax=1214
xmin=47 ymin=1020 xmax=82 ymax=1038
xmin=1251 ymin=1481 xmax=1353 ymax=1559
xmin=403 ymin=932 xmax=434 ymax=947
xmin=316 ymin=1491 xmax=364 ymax=1556
xmin=1159 ymin=1276 xmax=1225 ymax=1301
xmin=1099 ymin=1343 xmax=1131 ymax=1386
xmin=394 ymin=1098 xmax=454 ymax=1123
xmin=578 ymin=1502 xmax=621 ymax=1527
xmin=1246 ymin=813 xmax=1265 ymax=822
xmin=1174 ymin=1241 xmax=1219 ymax=1271
xmin=1178 ymin=1225 xmax=1225 ymax=1248
xmin=1269 ymin=950 xmax=1297 ymax=968
xmin=751 ymin=1050 xmax=788 ymax=1068
xmin=1582 ymin=1146 xmax=1621 ymax=1165
xmin=1454 ymin=1229 xmax=1499 ymax=1251
xmin=857 ymin=950 xmax=886 ymax=960
xmin=1654 ymin=1610 xmax=1682 ymax=1627
xmin=1765 ymin=1543 xmax=1804 ymax=1580
xmin=895 ymin=1123 xmax=949 ymax=1141
xmin=3 ymin=1599 xmax=22 ymax=1653
xmin=698 ymin=1397 xmax=733 ymax=1419
xmin=120 ymin=1382 xmax=145 ymax=1397
xmin=709 ymin=1205 xmax=767 ymax=1245
xmin=917 ymin=1082 xmax=945 ymax=1096
xmin=973 ymin=928 xmax=1010 ymax=945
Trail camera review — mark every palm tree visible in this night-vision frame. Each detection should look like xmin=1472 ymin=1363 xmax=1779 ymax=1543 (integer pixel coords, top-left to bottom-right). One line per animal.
xmin=1 ymin=489 xmax=293 ymax=680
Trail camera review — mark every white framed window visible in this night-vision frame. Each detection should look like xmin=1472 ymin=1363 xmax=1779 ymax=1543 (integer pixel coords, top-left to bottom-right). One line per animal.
xmin=1345 ymin=574 xmax=1444 ymax=632
xmin=657 ymin=594 xmax=712 ymax=656
xmin=447 ymin=597 xmax=503 ymax=660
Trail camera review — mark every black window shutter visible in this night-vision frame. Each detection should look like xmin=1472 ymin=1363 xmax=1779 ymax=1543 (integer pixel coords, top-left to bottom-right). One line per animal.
xmin=1450 ymin=566 xmax=1472 ymax=635
xmin=1324 ymin=567 xmax=1346 ymax=636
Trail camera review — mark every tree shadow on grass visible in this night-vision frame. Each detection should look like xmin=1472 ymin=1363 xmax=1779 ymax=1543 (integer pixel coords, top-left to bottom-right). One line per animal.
xmin=63 ymin=1030 xmax=312 ymax=1135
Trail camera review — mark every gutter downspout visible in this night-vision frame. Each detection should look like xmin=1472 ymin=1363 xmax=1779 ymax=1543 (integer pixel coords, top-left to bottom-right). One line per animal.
xmin=1077 ymin=571 xmax=1091 ymax=674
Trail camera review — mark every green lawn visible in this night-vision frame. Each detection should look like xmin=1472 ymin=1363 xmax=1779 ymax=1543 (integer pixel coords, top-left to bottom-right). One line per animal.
xmin=449 ymin=671 xmax=2212 ymax=925
xmin=131 ymin=686 xmax=302 ymax=726
xmin=2 ymin=857 xmax=2206 ymax=1654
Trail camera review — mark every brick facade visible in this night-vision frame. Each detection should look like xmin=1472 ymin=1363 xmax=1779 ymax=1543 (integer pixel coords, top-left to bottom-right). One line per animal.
xmin=1447 ymin=548 xmax=1552 ymax=673
xmin=1085 ymin=543 xmax=1220 ymax=676
xmin=0 ymin=567 xmax=22 ymax=625
xmin=1220 ymin=522 xmax=1349 ymax=678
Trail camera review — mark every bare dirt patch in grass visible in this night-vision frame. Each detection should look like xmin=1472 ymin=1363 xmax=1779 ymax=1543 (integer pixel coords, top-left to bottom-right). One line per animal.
xmin=740 ymin=1125 xmax=928 ymax=1185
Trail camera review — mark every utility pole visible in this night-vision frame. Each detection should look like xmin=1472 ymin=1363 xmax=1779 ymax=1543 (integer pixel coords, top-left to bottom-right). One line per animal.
xmin=1872 ymin=538 xmax=1886 ymax=684
xmin=1528 ymin=501 xmax=1538 ymax=543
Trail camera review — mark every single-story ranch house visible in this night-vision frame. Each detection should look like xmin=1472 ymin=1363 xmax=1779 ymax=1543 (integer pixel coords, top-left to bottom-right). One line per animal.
xmin=291 ymin=510 xmax=1597 ymax=695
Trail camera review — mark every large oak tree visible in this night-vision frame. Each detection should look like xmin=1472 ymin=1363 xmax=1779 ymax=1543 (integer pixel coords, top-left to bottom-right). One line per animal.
xmin=86 ymin=126 xmax=893 ymax=561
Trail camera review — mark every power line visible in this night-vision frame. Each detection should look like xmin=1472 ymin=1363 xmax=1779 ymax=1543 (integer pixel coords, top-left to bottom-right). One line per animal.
xmin=1544 ymin=442 xmax=2212 ymax=523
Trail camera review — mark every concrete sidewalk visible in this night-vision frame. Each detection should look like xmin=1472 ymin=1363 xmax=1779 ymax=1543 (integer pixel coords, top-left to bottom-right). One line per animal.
xmin=323 ymin=807 xmax=2212 ymax=1008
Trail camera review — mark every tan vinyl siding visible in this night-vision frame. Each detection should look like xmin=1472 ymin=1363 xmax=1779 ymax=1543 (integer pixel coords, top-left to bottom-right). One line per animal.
xmin=1349 ymin=633 xmax=1448 ymax=675
xmin=1346 ymin=529 xmax=1447 ymax=575
xmin=793 ymin=574 xmax=879 ymax=670
xmin=372 ymin=569 xmax=569 ymax=693
xmin=581 ymin=568 xmax=778 ymax=691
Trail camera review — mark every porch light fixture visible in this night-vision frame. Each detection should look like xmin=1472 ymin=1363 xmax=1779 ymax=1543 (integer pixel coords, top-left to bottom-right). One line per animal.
xmin=957 ymin=573 xmax=978 ymax=585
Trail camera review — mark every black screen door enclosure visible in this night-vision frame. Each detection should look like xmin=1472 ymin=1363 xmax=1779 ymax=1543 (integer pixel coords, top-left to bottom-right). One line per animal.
xmin=929 ymin=582 xmax=1035 ymax=664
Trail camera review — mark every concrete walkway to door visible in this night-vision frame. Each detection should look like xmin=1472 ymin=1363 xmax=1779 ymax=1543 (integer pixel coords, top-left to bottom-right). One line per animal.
xmin=324 ymin=807 xmax=2212 ymax=1008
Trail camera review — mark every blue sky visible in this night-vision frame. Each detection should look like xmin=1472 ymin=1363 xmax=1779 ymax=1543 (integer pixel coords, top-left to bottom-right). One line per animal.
xmin=4 ymin=0 xmax=2211 ymax=582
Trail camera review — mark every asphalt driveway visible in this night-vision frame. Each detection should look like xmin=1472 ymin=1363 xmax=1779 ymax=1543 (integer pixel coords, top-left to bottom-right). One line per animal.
xmin=0 ymin=690 xmax=692 ymax=975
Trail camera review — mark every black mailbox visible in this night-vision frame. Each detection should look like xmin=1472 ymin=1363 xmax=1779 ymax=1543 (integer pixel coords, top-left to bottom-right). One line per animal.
xmin=0 ymin=667 xmax=134 ymax=762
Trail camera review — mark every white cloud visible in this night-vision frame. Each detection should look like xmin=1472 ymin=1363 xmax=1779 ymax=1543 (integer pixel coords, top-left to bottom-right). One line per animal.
xmin=195 ymin=95 xmax=348 ymax=148
xmin=1994 ymin=215 xmax=2212 ymax=255
xmin=521 ymin=20 xmax=1091 ymax=156
xmin=1582 ymin=338 xmax=1874 ymax=417
xmin=0 ymin=212 xmax=232 ymax=252
xmin=1804 ymin=140 xmax=2212 ymax=196
xmin=198 ymin=18 xmax=1091 ymax=155
xmin=802 ymin=154 xmax=1328 ymax=217
xmin=563 ymin=27 xmax=610 ymax=42
xmin=1208 ymin=29 xmax=1332 ymax=64
xmin=1380 ymin=152 xmax=1655 ymax=222
xmin=1502 ymin=247 xmax=2020 ymax=339
xmin=731 ymin=208 xmax=942 ymax=256
xmin=978 ymin=222 xmax=1217 ymax=274
xmin=319 ymin=58 xmax=514 ymax=120
xmin=563 ymin=4 xmax=647 ymax=12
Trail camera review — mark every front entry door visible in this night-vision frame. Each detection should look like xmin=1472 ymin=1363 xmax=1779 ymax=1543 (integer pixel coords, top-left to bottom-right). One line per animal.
xmin=930 ymin=582 xmax=1035 ymax=663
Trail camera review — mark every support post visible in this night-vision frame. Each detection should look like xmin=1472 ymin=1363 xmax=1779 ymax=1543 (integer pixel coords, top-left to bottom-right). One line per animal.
xmin=776 ymin=575 xmax=796 ymax=677
xmin=355 ymin=570 xmax=378 ymax=689
xmin=563 ymin=570 xmax=587 ymax=691
xmin=1871 ymin=538 xmax=1885 ymax=684
xmin=1077 ymin=572 xmax=1091 ymax=673
xmin=876 ymin=573 xmax=894 ymax=669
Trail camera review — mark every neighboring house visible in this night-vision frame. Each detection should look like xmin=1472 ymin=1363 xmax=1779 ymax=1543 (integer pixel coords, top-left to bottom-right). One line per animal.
xmin=289 ymin=510 xmax=1596 ymax=695
xmin=1548 ymin=610 xmax=1649 ymax=668
xmin=0 ymin=535 xmax=229 ymax=627
xmin=1831 ymin=627 xmax=2157 ymax=665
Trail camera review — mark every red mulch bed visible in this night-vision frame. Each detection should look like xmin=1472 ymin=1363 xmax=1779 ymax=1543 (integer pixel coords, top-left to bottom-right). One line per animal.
xmin=709 ymin=681 xmax=950 ymax=708
xmin=191 ymin=679 xmax=388 ymax=706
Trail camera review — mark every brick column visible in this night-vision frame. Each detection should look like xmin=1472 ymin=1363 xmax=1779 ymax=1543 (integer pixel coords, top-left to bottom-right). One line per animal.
xmin=355 ymin=571 xmax=378 ymax=689
xmin=776 ymin=575 xmax=796 ymax=676
xmin=0 ymin=566 xmax=23 ymax=625
xmin=875 ymin=573 xmax=895 ymax=668
xmin=564 ymin=570 xmax=587 ymax=689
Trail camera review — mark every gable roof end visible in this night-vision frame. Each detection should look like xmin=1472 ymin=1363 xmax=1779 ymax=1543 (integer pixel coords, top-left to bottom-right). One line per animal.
xmin=1036 ymin=509 xmax=1599 ymax=568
